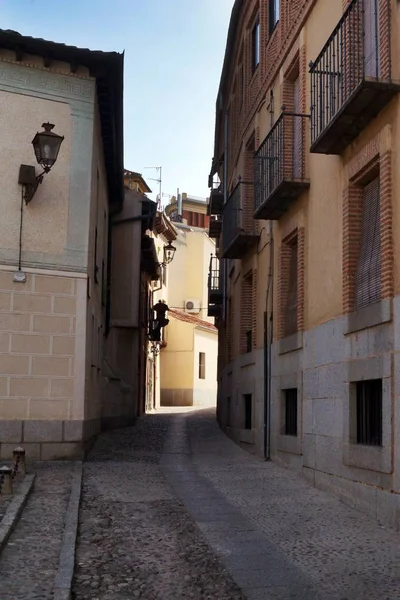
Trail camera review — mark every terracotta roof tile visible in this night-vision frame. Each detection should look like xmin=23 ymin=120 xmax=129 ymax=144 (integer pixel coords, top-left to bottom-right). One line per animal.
xmin=168 ymin=309 xmax=217 ymax=332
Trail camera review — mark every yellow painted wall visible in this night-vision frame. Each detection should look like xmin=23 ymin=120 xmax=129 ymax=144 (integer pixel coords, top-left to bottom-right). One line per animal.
xmin=161 ymin=318 xmax=194 ymax=389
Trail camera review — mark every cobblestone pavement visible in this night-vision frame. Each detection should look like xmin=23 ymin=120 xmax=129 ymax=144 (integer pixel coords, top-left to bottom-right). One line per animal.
xmin=0 ymin=462 xmax=75 ymax=600
xmin=73 ymin=412 xmax=245 ymax=600
xmin=74 ymin=407 xmax=400 ymax=600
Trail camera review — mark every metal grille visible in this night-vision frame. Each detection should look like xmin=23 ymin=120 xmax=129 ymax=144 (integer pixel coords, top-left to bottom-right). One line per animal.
xmin=222 ymin=182 xmax=254 ymax=255
xmin=244 ymin=394 xmax=252 ymax=430
xmin=254 ymin=113 xmax=308 ymax=213
xmin=285 ymin=240 xmax=298 ymax=337
xmin=284 ymin=389 xmax=298 ymax=436
xmin=356 ymin=379 xmax=382 ymax=445
xmin=310 ymin=0 xmax=388 ymax=144
xmin=355 ymin=176 xmax=381 ymax=310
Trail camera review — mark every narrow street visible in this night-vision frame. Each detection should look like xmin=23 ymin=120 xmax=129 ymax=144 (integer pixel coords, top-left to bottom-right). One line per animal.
xmin=72 ymin=408 xmax=400 ymax=600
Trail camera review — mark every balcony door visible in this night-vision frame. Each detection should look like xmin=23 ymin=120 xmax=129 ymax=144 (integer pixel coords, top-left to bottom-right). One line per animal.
xmin=364 ymin=0 xmax=379 ymax=78
xmin=293 ymin=77 xmax=302 ymax=179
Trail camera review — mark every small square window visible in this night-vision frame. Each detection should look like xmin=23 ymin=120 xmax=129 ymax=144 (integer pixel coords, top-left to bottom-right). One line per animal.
xmin=356 ymin=379 xmax=382 ymax=446
xmin=284 ymin=389 xmax=298 ymax=436
xmin=244 ymin=394 xmax=252 ymax=430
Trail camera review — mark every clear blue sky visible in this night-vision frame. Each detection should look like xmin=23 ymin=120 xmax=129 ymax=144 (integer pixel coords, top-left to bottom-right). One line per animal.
xmin=0 ymin=0 xmax=233 ymax=201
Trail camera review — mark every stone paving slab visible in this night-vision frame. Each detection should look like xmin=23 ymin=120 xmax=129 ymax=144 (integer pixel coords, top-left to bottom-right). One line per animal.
xmin=178 ymin=408 xmax=400 ymax=600
xmin=73 ymin=414 xmax=246 ymax=600
xmin=0 ymin=474 xmax=35 ymax=554
xmin=0 ymin=463 xmax=75 ymax=600
xmin=161 ymin=412 xmax=316 ymax=599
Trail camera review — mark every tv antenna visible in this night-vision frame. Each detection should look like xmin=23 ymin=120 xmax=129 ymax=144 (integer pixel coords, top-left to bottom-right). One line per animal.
xmin=144 ymin=166 xmax=162 ymax=209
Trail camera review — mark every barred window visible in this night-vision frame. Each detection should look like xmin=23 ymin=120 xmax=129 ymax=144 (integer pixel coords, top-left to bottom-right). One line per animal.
xmin=284 ymin=389 xmax=298 ymax=436
xmin=244 ymin=394 xmax=252 ymax=430
xmin=356 ymin=379 xmax=382 ymax=446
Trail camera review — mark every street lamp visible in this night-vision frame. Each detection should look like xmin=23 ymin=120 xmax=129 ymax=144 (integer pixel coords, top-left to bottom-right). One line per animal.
xmin=19 ymin=122 xmax=64 ymax=204
xmin=163 ymin=241 xmax=176 ymax=266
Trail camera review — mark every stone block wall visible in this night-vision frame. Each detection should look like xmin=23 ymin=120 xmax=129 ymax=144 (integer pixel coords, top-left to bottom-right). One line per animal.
xmin=0 ymin=267 xmax=87 ymax=459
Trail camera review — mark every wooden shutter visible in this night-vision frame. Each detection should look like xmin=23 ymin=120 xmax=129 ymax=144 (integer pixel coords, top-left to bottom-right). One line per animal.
xmin=355 ymin=177 xmax=381 ymax=310
xmin=364 ymin=0 xmax=379 ymax=78
xmin=285 ymin=240 xmax=298 ymax=336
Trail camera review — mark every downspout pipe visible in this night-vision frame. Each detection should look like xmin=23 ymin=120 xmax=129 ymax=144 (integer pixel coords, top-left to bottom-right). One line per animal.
xmin=264 ymin=224 xmax=274 ymax=460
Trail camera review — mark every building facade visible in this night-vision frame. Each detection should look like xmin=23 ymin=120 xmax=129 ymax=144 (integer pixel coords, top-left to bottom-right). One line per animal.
xmin=210 ymin=0 xmax=400 ymax=527
xmin=0 ymin=30 xmax=124 ymax=459
xmin=165 ymin=193 xmax=211 ymax=230
xmin=158 ymin=220 xmax=218 ymax=407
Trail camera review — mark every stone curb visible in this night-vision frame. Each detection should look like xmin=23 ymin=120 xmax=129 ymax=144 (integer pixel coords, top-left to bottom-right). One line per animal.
xmin=0 ymin=473 xmax=36 ymax=555
xmin=53 ymin=461 xmax=83 ymax=600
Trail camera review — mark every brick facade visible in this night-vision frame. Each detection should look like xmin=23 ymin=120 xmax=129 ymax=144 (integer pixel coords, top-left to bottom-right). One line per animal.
xmin=277 ymin=228 xmax=305 ymax=339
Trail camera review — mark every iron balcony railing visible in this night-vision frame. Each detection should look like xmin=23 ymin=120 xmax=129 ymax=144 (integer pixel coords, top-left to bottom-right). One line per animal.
xmin=207 ymin=254 xmax=223 ymax=317
xmin=208 ymin=255 xmax=220 ymax=294
xmin=310 ymin=0 xmax=392 ymax=151
xmin=222 ymin=181 xmax=255 ymax=258
xmin=254 ymin=112 xmax=309 ymax=219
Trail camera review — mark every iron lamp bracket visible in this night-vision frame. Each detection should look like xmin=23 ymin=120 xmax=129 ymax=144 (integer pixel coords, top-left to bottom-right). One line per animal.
xmin=18 ymin=164 xmax=47 ymax=205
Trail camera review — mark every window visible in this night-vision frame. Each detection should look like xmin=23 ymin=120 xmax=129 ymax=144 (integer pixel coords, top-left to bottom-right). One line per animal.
xmin=199 ymin=352 xmax=206 ymax=379
xmin=245 ymin=330 xmax=252 ymax=353
xmin=355 ymin=177 xmax=381 ymax=310
xmin=356 ymin=379 xmax=382 ymax=446
xmin=269 ymin=0 xmax=280 ymax=35
xmin=244 ymin=394 xmax=252 ymax=430
xmin=251 ymin=19 xmax=260 ymax=73
xmin=284 ymin=238 xmax=298 ymax=337
xmin=241 ymin=271 xmax=254 ymax=354
xmin=284 ymin=389 xmax=298 ymax=436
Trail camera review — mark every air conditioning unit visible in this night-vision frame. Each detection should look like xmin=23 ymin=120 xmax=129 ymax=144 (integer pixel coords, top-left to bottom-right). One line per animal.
xmin=184 ymin=299 xmax=201 ymax=314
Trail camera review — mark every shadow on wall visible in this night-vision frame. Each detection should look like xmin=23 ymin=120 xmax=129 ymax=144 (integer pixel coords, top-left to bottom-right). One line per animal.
xmin=161 ymin=388 xmax=217 ymax=408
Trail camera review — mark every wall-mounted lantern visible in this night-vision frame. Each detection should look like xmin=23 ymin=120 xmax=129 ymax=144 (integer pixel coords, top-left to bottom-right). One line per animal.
xmin=18 ymin=122 xmax=64 ymax=204
xmin=149 ymin=300 xmax=169 ymax=343
xmin=162 ymin=241 xmax=176 ymax=266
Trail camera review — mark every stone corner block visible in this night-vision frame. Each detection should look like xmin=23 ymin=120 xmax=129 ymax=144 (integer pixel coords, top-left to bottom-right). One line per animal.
xmin=63 ymin=420 xmax=84 ymax=442
xmin=23 ymin=420 xmax=63 ymax=443
xmin=0 ymin=420 xmax=23 ymax=443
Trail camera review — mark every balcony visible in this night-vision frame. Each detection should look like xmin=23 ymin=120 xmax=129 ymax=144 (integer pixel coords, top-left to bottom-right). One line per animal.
xmin=310 ymin=0 xmax=399 ymax=155
xmin=222 ymin=182 xmax=257 ymax=259
xmin=208 ymin=186 xmax=224 ymax=216
xmin=254 ymin=112 xmax=310 ymax=220
xmin=208 ymin=216 xmax=222 ymax=239
xmin=207 ymin=255 xmax=223 ymax=317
